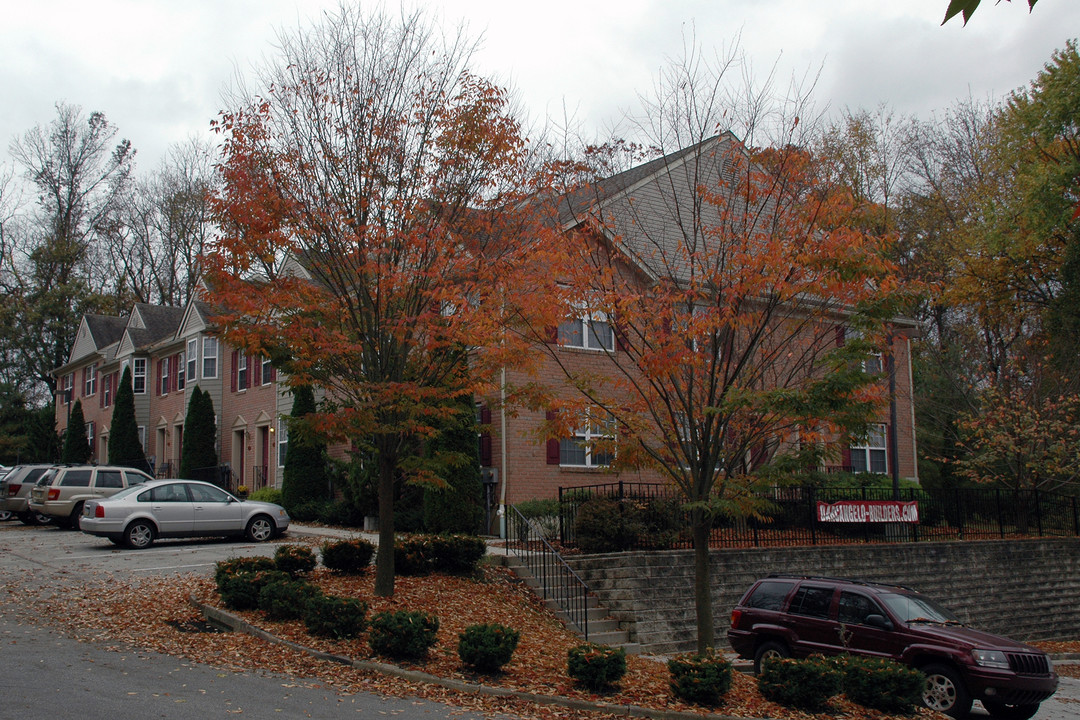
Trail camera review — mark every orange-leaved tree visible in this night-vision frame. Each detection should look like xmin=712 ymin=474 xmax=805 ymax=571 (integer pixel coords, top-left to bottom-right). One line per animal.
xmin=529 ymin=47 xmax=908 ymax=652
xmin=204 ymin=5 xmax=562 ymax=597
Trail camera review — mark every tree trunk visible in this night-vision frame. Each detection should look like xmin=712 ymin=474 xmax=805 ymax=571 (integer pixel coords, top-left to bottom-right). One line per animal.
xmin=691 ymin=508 xmax=715 ymax=653
xmin=374 ymin=444 xmax=397 ymax=597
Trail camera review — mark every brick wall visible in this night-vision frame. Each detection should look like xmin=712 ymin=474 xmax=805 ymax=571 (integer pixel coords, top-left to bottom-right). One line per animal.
xmin=565 ymin=539 xmax=1080 ymax=654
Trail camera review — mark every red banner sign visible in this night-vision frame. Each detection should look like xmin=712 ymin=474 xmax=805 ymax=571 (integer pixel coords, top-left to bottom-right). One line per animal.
xmin=816 ymin=500 xmax=919 ymax=524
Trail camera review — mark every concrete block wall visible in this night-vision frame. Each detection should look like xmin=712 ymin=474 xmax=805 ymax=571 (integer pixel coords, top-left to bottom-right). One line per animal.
xmin=565 ymin=539 xmax=1080 ymax=655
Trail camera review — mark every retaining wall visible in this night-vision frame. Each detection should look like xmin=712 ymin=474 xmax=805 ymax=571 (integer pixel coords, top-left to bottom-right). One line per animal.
xmin=564 ymin=538 xmax=1080 ymax=655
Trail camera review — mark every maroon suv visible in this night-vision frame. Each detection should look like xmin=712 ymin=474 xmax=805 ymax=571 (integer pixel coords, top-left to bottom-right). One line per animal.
xmin=728 ymin=575 xmax=1058 ymax=719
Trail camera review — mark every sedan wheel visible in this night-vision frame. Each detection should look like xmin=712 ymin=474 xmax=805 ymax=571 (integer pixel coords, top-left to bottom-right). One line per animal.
xmin=245 ymin=515 xmax=274 ymax=542
xmin=124 ymin=521 xmax=155 ymax=549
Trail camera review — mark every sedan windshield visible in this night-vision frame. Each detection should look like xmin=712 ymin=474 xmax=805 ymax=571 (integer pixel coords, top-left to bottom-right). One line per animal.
xmin=879 ymin=591 xmax=961 ymax=625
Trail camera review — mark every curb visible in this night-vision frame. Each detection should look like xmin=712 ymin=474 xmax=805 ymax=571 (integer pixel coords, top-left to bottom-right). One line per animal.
xmin=187 ymin=594 xmax=768 ymax=720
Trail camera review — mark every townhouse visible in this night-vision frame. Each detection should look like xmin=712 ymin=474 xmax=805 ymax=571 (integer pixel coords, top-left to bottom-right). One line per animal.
xmin=53 ymin=137 xmax=919 ymax=520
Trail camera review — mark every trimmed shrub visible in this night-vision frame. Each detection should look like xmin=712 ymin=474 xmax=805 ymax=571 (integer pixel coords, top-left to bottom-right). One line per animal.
xmin=567 ymin=643 xmax=627 ymax=691
xmin=273 ymin=544 xmax=317 ymax=576
xmin=218 ymin=570 xmax=290 ymax=611
xmin=258 ymin=577 xmax=322 ymax=621
xmin=302 ymin=594 xmax=368 ymax=639
xmin=668 ymin=652 xmax=733 ymax=706
xmin=457 ymin=623 xmax=520 ymax=673
xmin=393 ymin=534 xmax=487 ymax=575
xmin=288 ymin=499 xmax=328 ymax=523
xmin=214 ymin=556 xmax=275 ymax=589
xmin=842 ymin=656 xmax=925 ymax=714
xmin=321 ymin=539 xmax=375 ymax=574
xmin=368 ymin=610 xmax=440 ymax=660
xmin=757 ymin=655 xmax=842 ymax=712
xmin=248 ymin=487 xmax=283 ymax=504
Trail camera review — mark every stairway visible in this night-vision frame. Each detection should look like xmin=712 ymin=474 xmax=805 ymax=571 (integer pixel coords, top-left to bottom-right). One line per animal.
xmin=499 ymin=553 xmax=640 ymax=654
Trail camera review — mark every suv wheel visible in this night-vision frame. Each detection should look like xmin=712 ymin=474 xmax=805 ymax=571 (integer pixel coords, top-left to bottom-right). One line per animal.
xmin=982 ymin=700 xmax=1040 ymax=720
xmin=68 ymin=502 xmax=84 ymax=531
xmin=921 ymin=663 xmax=972 ymax=718
xmin=0 ymin=510 xmax=11 ymax=521
xmin=753 ymin=640 xmax=790 ymax=674
xmin=18 ymin=511 xmax=52 ymax=526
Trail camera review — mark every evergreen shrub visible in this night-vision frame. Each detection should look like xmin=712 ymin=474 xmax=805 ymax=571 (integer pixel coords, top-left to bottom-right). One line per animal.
xmin=368 ymin=610 xmax=439 ymax=660
xmin=668 ymin=651 xmax=733 ymax=706
xmin=757 ymin=655 xmax=842 ymax=712
xmin=320 ymin=539 xmax=375 ymax=574
xmin=273 ymin=544 xmax=317 ymax=576
xmin=457 ymin=623 xmax=520 ymax=673
xmin=567 ymin=643 xmax=627 ymax=691
xmin=302 ymin=594 xmax=368 ymax=639
xmin=258 ymin=578 xmax=322 ymax=620
xmin=218 ymin=570 xmax=290 ymax=611
xmin=841 ymin=656 xmax=926 ymax=714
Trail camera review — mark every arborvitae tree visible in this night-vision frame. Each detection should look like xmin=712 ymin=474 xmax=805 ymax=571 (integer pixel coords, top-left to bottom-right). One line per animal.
xmin=107 ymin=366 xmax=145 ymax=469
xmin=179 ymin=386 xmax=218 ymax=480
xmin=61 ymin=399 xmax=92 ymax=464
xmin=281 ymin=385 xmax=329 ymax=510
xmin=422 ymin=393 xmax=484 ymax=534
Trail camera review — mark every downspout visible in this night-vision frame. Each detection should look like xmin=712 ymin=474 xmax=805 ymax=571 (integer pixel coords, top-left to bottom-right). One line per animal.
xmin=499 ymin=365 xmax=508 ymax=539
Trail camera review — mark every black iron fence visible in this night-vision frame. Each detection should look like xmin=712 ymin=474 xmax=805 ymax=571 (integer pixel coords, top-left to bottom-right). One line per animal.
xmin=555 ymin=481 xmax=1080 ymax=551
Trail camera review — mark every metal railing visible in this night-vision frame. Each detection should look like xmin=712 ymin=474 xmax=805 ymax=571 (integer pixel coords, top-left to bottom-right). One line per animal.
xmin=557 ymin=481 xmax=1080 ymax=551
xmin=505 ymin=504 xmax=591 ymax=640
xmin=251 ymin=465 xmax=268 ymax=491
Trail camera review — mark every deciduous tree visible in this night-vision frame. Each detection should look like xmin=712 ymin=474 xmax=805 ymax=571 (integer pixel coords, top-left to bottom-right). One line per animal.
xmin=534 ymin=42 xmax=905 ymax=652
xmin=204 ymin=5 xmax=561 ymax=596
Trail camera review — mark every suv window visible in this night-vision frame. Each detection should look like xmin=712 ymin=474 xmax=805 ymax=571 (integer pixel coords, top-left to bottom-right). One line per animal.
xmin=59 ymin=470 xmax=92 ymax=487
xmin=838 ymin=591 xmax=885 ymax=625
xmin=790 ymin=586 xmax=833 ymax=618
xmin=745 ymin=580 xmax=795 ymax=610
xmin=124 ymin=470 xmax=152 ymax=486
xmin=95 ymin=470 xmax=124 ymax=489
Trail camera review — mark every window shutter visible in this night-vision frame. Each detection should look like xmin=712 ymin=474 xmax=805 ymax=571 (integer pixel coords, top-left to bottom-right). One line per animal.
xmin=835 ymin=325 xmax=846 ymax=346
xmin=613 ymin=319 xmax=628 ymax=352
xmin=841 ymin=444 xmax=852 ymax=471
xmin=887 ymin=423 xmax=896 ymax=475
xmin=545 ymin=410 xmax=560 ymax=465
xmin=156 ymin=360 xmax=163 ymax=396
xmin=99 ymin=377 xmax=104 ymax=407
xmin=479 ymin=406 xmax=492 ymax=467
xmin=230 ymin=350 xmax=238 ymax=392
xmin=270 ymin=365 xmax=277 ymax=383
xmin=545 ymin=325 xmax=558 ymax=344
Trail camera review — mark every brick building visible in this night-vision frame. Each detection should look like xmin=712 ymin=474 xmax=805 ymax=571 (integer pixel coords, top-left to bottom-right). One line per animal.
xmin=53 ymin=137 xmax=919 ymax=523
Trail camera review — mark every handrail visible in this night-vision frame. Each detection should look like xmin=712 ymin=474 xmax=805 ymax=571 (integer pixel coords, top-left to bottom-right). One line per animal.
xmin=505 ymin=504 xmax=590 ymax=640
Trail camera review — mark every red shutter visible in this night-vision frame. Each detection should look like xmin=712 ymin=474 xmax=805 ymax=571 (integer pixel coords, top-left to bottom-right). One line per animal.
xmin=841 ymin=444 xmax=853 ymax=471
xmin=173 ymin=353 xmax=180 ymax=391
xmin=156 ymin=360 xmax=163 ymax=396
xmin=99 ymin=375 xmax=104 ymax=407
xmin=887 ymin=423 xmax=896 ymax=476
xmin=230 ymin=351 xmax=238 ymax=392
xmin=545 ymin=410 xmax=560 ymax=465
xmin=835 ymin=325 xmax=846 ymax=346
xmin=270 ymin=365 xmax=277 ymax=383
xmin=545 ymin=325 xmax=558 ymax=344
xmin=479 ymin=406 xmax=492 ymax=467
xmin=613 ymin=319 xmax=628 ymax=352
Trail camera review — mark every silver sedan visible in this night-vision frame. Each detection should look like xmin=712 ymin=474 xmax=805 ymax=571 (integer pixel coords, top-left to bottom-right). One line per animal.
xmin=81 ymin=479 xmax=290 ymax=549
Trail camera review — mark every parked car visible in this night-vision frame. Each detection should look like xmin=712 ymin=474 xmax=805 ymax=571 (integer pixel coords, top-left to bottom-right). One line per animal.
xmin=728 ymin=575 xmax=1058 ymax=720
xmin=28 ymin=465 xmax=154 ymax=528
xmin=0 ymin=464 xmax=57 ymax=525
xmin=80 ymin=478 xmax=290 ymax=548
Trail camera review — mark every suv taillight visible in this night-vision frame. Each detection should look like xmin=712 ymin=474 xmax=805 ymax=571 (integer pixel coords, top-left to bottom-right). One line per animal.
xmin=47 ymin=488 xmax=60 ymax=501
xmin=730 ymin=609 xmax=743 ymax=628
xmin=7 ymin=483 xmax=19 ymax=497
xmin=95 ymin=505 xmax=105 ymax=518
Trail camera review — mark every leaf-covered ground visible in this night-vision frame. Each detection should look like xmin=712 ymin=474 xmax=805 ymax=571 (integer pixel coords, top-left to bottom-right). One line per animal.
xmin=2 ymin=542 xmax=961 ymax=720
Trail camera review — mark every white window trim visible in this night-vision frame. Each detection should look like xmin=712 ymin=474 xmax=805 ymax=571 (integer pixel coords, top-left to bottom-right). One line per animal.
xmin=186 ymin=339 xmax=198 ymax=383
xmin=558 ymin=311 xmax=615 ymax=352
xmin=560 ymin=409 xmax=616 ymax=468
xmin=133 ymin=358 xmax=147 ymax=395
xmin=237 ymin=354 xmax=248 ymax=391
xmin=177 ymin=351 xmax=186 ymax=391
xmin=850 ymin=424 xmax=888 ymax=474
xmin=84 ymin=363 xmax=97 ymax=396
xmin=202 ymin=337 xmax=218 ymax=379
xmin=160 ymin=356 xmax=170 ymax=396
xmin=277 ymin=419 xmax=288 ymax=467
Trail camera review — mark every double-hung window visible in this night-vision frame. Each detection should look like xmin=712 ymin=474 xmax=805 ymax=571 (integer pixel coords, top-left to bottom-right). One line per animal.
xmin=132 ymin=358 xmax=147 ymax=394
xmin=558 ymin=312 xmax=614 ymax=351
xmin=202 ymin=337 xmax=218 ymax=379
xmin=237 ymin=354 xmax=248 ymax=391
xmin=159 ymin=356 xmax=170 ymax=396
xmin=277 ymin=419 xmax=289 ymax=467
xmin=84 ymin=364 xmax=97 ymax=396
xmin=186 ymin=339 xmax=198 ymax=382
xmin=560 ymin=409 xmax=616 ymax=467
xmin=262 ymin=356 xmax=273 ymax=386
xmin=850 ymin=424 xmax=888 ymax=474
xmin=177 ymin=352 xmax=186 ymax=390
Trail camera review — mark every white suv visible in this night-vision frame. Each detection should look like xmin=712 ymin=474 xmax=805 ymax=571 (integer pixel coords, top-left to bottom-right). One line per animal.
xmin=29 ymin=465 xmax=153 ymax=529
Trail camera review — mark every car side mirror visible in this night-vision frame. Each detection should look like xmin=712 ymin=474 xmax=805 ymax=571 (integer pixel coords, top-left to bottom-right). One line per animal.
xmin=865 ymin=614 xmax=893 ymax=630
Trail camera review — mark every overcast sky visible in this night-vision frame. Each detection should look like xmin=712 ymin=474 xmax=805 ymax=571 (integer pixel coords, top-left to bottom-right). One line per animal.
xmin=2 ymin=0 xmax=1078 ymax=172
